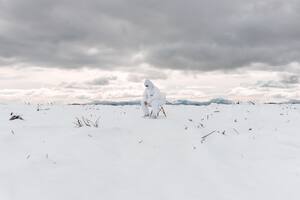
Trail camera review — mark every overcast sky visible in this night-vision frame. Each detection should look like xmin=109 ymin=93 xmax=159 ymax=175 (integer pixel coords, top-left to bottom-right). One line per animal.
xmin=1 ymin=0 xmax=300 ymax=103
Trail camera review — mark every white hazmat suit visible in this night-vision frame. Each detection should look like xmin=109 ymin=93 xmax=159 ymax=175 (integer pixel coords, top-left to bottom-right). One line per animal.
xmin=141 ymin=80 xmax=166 ymax=118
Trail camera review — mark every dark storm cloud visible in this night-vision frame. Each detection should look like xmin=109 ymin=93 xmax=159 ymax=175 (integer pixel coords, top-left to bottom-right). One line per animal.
xmin=1 ymin=0 xmax=300 ymax=71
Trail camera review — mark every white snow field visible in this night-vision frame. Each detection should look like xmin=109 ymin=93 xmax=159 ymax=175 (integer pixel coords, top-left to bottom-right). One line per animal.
xmin=1 ymin=104 xmax=300 ymax=200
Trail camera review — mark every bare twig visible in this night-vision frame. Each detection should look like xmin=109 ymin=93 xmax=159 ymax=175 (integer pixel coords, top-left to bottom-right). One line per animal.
xmin=197 ymin=123 xmax=204 ymax=128
xmin=9 ymin=113 xmax=24 ymax=121
xmin=201 ymin=130 xmax=217 ymax=143
xmin=74 ymin=116 xmax=100 ymax=128
xmin=233 ymin=128 xmax=240 ymax=134
xmin=73 ymin=117 xmax=83 ymax=127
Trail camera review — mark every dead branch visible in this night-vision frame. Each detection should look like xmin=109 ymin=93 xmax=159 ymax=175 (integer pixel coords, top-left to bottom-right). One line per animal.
xmin=233 ymin=128 xmax=240 ymax=134
xmin=201 ymin=130 xmax=217 ymax=143
xmin=9 ymin=114 xmax=24 ymax=121
xmin=74 ymin=116 xmax=100 ymax=128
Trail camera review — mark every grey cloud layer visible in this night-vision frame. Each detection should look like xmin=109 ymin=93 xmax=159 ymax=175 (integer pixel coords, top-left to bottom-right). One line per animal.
xmin=256 ymin=74 xmax=300 ymax=89
xmin=87 ymin=76 xmax=117 ymax=85
xmin=1 ymin=0 xmax=300 ymax=71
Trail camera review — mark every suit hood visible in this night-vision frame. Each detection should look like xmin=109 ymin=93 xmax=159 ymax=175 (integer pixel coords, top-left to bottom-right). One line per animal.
xmin=144 ymin=79 xmax=155 ymax=89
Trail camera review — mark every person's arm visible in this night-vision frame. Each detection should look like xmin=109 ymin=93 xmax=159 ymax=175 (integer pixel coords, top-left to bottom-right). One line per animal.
xmin=142 ymin=90 xmax=148 ymax=105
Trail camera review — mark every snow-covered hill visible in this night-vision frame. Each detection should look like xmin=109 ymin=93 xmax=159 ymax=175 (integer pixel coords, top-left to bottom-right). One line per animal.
xmin=1 ymin=104 xmax=300 ymax=200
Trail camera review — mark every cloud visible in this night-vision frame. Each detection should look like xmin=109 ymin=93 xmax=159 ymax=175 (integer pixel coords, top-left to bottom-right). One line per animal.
xmin=257 ymin=80 xmax=289 ymax=89
xmin=1 ymin=0 xmax=300 ymax=71
xmin=281 ymin=74 xmax=299 ymax=84
xmin=127 ymin=69 xmax=168 ymax=82
xmin=56 ymin=76 xmax=117 ymax=91
xmin=255 ymin=74 xmax=300 ymax=89
xmin=87 ymin=76 xmax=117 ymax=85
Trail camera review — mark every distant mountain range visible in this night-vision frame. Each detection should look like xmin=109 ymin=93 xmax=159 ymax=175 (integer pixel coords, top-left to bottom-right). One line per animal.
xmin=69 ymin=98 xmax=300 ymax=106
xmin=168 ymin=98 xmax=234 ymax=106
xmin=71 ymin=98 xmax=236 ymax=106
xmin=265 ymin=99 xmax=300 ymax=104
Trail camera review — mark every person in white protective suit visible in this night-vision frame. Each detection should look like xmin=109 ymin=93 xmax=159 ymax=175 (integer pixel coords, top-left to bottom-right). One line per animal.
xmin=141 ymin=79 xmax=166 ymax=118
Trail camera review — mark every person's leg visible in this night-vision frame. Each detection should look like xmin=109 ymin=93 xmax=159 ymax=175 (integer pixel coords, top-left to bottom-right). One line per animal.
xmin=141 ymin=101 xmax=150 ymax=116
xmin=150 ymin=100 xmax=160 ymax=118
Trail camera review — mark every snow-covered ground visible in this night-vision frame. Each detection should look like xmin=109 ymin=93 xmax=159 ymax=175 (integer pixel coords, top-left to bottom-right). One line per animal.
xmin=1 ymin=104 xmax=300 ymax=200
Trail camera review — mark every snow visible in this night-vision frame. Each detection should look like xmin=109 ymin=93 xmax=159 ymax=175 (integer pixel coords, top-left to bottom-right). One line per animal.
xmin=1 ymin=104 xmax=300 ymax=200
